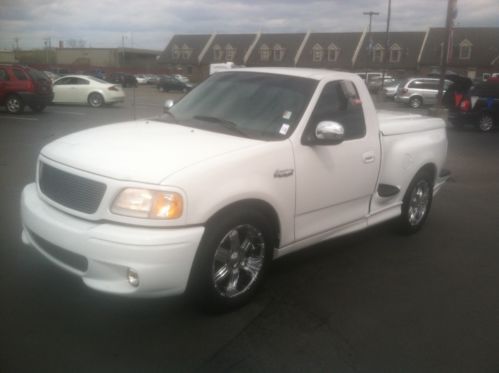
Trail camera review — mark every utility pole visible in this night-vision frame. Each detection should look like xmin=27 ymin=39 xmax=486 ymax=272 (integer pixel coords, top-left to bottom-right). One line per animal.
xmin=363 ymin=11 xmax=379 ymax=79
xmin=380 ymin=0 xmax=392 ymax=92
xmin=14 ymin=37 xmax=20 ymax=50
xmin=436 ymin=0 xmax=457 ymax=107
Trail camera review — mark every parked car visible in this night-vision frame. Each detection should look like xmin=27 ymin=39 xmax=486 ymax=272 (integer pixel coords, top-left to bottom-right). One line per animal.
xmin=52 ymin=75 xmax=125 ymax=108
xmin=395 ymin=77 xmax=452 ymax=108
xmin=21 ymin=68 xmax=449 ymax=311
xmin=157 ymin=75 xmax=193 ymax=92
xmin=382 ymin=80 xmax=401 ymax=99
xmin=173 ymin=74 xmax=190 ymax=83
xmin=145 ymin=74 xmax=160 ymax=85
xmin=106 ymin=72 xmax=138 ymax=88
xmin=42 ymin=70 xmax=60 ymax=82
xmin=134 ymin=74 xmax=148 ymax=84
xmin=0 ymin=64 xmax=53 ymax=113
xmin=366 ymin=76 xmax=395 ymax=93
xmin=448 ymin=80 xmax=499 ymax=132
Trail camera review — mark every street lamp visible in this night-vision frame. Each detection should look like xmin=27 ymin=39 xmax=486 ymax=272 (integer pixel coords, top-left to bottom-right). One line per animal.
xmin=363 ymin=11 xmax=379 ymax=81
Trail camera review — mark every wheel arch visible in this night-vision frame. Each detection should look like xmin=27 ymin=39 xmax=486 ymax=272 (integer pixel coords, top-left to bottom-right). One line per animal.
xmin=205 ymin=199 xmax=281 ymax=251
xmin=87 ymin=90 xmax=106 ymax=103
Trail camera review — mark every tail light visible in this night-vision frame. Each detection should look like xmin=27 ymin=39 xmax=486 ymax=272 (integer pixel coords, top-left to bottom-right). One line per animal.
xmin=459 ymin=99 xmax=471 ymax=112
xmin=108 ymin=86 xmax=119 ymax=91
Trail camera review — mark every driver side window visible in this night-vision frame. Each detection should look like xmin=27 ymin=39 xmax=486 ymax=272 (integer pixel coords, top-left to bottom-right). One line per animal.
xmin=309 ymin=80 xmax=366 ymax=140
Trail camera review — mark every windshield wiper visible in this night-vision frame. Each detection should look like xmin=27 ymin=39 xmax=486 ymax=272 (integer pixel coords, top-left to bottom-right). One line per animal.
xmin=193 ymin=115 xmax=250 ymax=138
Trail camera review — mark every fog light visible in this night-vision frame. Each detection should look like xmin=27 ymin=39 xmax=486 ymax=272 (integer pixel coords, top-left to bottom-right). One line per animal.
xmin=127 ymin=268 xmax=140 ymax=287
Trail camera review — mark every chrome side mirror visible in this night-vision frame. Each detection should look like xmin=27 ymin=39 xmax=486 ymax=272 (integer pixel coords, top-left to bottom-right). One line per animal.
xmin=163 ymin=99 xmax=175 ymax=113
xmin=315 ymin=121 xmax=345 ymax=143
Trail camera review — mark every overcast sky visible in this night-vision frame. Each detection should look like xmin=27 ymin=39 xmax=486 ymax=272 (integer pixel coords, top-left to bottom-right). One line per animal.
xmin=1 ymin=0 xmax=498 ymax=51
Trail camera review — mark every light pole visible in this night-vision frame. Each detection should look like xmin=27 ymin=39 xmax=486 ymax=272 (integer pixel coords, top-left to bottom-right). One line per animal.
xmin=381 ymin=0 xmax=392 ymax=92
xmin=363 ymin=11 xmax=379 ymax=79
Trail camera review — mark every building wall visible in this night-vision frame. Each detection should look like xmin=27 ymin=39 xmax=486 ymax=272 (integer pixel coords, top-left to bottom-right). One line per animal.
xmin=0 ymin=51 xmax=17 ymax=63
xmin=55 ymin=49 xmax=118 ymax=67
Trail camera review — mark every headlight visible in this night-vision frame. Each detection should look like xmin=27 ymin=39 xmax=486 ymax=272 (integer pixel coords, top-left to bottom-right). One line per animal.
xmin=111 ymin=188 xmax=183 ymax=219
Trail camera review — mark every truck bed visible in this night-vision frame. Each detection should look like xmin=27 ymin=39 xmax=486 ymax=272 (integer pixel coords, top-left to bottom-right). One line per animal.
xmin=377 ymin=110 xmax=446 ymax=136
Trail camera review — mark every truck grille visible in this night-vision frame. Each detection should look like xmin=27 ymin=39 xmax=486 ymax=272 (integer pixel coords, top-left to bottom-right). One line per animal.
xmin=39 ymin=162 xmax=106 ymax=214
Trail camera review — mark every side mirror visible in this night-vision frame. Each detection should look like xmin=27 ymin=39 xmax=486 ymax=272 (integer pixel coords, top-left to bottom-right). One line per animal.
xmin=314 ymin=121 xmax=345 ymax=144
xmin=163 ymin=99 xmax=175 ymax=113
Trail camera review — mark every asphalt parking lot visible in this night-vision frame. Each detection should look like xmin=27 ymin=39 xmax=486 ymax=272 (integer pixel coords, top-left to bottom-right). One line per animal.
xmin=1 ymin=86 xmax=499 ymax=372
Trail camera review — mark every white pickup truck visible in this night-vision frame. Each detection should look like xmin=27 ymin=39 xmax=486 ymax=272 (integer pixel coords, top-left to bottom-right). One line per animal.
xmin=21 ymin=68 xmax=449 ymax=310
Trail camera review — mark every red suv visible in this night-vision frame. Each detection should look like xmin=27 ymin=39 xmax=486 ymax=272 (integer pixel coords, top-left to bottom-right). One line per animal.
xmin=0 ymin=64 xmax=54 ymax=114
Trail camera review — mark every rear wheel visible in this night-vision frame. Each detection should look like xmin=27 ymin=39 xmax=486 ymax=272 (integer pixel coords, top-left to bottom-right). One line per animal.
xmin=88 ymin=93 xmax=104 ymax=108
xmin=189 ymin=210 xmax=274 ymax=312
xmin=409 ymin=96 xmax=423 ymax=109
xmin=477 ymin=112 xmax=495 ymax=132
xmin=398 ymin=170 xmax=433 ymax=234
xmin=5 ymin=95 xmax=24 ymax=114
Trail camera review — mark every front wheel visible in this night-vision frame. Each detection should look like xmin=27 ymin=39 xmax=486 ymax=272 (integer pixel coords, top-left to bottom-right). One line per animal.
xmin=477 ymin=112 xmax=495 ymax=132
xmin=88 ymin=93 xmax=104 ymax=108
xmin=189 ymin=210 xmax=274 ymax=312
xmin=398 ymin=170 xmax=433 ymax=234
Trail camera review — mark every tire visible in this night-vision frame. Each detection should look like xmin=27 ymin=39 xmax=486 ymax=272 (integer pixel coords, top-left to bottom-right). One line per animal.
xmin=477 ymin=112 xmax=495 ymax=133
xmin=5 ymin=94 xmax=25 ymax=114
xmin=398 ymin=170 xmax=434 ymax=234
xmin=30 ymin=103 xmax=46 ymax=113
xmin=88 ymin=93 xmax=104 ymax=108
xmin=188 ymin=209 xmax=274 ymax=312
xmin=409 ymin=96 xmax=423 ymax=109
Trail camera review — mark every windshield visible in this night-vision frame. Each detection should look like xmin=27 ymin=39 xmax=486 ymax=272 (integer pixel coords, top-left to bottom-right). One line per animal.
xmin=165 ymin=71 xmax=318 ymax=140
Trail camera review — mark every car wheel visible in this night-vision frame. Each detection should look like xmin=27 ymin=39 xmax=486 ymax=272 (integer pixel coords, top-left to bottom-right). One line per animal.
xmin=409 ymin=96 xmax=423 ymax=109
xmin=5 ymin=95 xmax=25 ymax=114
xmin=398 ymin=170 xmax=433 ymax=234
xmin=88 ymin=93 xmax=104 ymax=108
xmin=477 ymin=112 xmax=495 ymax=132
xmin=29 ymin=103 xmax=46 ymax=113
xmin=189 ymin=209 xmax=274 ymax=312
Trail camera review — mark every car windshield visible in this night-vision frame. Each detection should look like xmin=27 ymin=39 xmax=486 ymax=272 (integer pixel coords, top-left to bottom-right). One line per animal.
xmin=162 ymin=71 xmax=318 ymax=140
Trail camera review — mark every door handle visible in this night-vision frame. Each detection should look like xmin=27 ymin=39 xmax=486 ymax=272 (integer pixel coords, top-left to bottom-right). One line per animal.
xmin=362 ymin=151 xmax=375 ymax=163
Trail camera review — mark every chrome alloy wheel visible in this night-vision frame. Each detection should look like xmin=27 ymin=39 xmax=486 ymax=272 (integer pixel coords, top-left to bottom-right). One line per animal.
xmin=407 ymin=179 xmax=431 ymax=226
xmin=478 ymin=114 xmax=494 ymax=132
xmin=212 ymin=224 xmax=266 ymax=298
xmin=6 ymin=97 xmax=21 ymax=113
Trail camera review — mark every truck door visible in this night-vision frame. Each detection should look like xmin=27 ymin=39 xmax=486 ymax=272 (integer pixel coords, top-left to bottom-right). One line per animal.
xmin=293 ymin=79 xmax=381 ymax=240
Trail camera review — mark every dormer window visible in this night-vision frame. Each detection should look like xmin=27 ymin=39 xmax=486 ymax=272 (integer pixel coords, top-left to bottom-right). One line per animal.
xmin=327 ymin=43 xmax=340 ymax=62
xmin=259 ymin=44 xmax=270 ymax=61
xmin=389 ymin=43 xmax=401 ymax=63
xmin=225 ymin=44 xmax=236 ymax=61
xmin=181 ymin=44 xmax=192 ymax=60
xmin=372 ymin=43 xmax=384 ymax=63
xmin=459 ymin=39 xmax=472 ymax=60
xmin=172 ymin=44 xmax=180 ymax=59
xmin=213 ymin=44 xmax=223 ymax=61
xmin=273 ymin=44 xmax=285 ymax=62
xmin=312 ymin=44 xmax=324 ymax=63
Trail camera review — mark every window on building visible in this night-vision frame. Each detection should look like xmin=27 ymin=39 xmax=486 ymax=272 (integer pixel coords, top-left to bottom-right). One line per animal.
xmin=213 ymin=44 xmax=223 ymax=61
xmin=181 ymin=44 xmax=192 ymax=60
xmin=372 ymin=44 xmax=384 ymax=63
xmin=312 ymin=44 xmax=324 ymax=63
xmin=389 ymin=43 xmax=401 ymax=63
xmin=172 ymin=44 xmax=180 ymax=60
xmin=273 ymin=44 xmax=285 ymax=62
xmin=459 ymin=39 xmax=472 ymax=60
xmin=225 ymin=44 xmax=236 ymax=61
xmin=259 ymin=44 xmax=270 ymax=61
xmin=327 ymin=43 xmax=340 ymax=62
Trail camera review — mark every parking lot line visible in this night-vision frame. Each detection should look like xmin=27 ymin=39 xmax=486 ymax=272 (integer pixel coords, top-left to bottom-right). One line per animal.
xmin=0 ymin=115 xmax=39 ymax=121
xmin=45 ymin=110 xmax=86 ymax=116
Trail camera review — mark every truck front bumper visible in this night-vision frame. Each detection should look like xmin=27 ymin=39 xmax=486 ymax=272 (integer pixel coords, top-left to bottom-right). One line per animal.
xmin=21 ymin=183 xmax=204 ymax=298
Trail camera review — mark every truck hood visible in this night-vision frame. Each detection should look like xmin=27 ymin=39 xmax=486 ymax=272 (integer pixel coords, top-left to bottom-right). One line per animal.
xmin=41 ymin=119 xmax=262 ymax=184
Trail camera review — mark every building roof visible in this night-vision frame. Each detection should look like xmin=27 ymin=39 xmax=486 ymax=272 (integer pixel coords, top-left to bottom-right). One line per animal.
xmin=158 ymin=34 xmax=212 ymax=64
xmin=354 ymin=31 xmax=426 ymax=70
xmin=199 ymin=34 xmax=257 ymax=65
xmin=245 ymin=33 xmax=306 ymax=67
xmin=296 ymin=32 xmax=362 ymax=69
xmin=419 ymin=27 xmax=499 ymax=67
